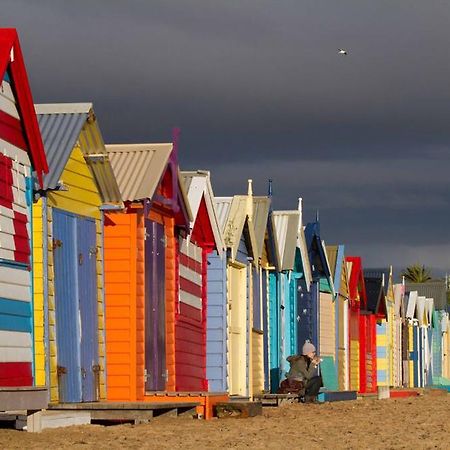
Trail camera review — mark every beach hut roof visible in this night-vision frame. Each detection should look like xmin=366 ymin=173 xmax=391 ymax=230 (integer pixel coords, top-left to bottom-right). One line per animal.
xmin=214 ymin=195 xmax=258 ymax=261
xmin=35 ymin=103 xmax=121 ymax=204
xmin=252 ymin=197 xmax=271 ymax=258
xmin=405 ymin=291 xmax=418 ymax=320
xmin=106 ymin=141 xmax=192 ymax=225
xmin=180 ymin=170 xmax=225 ymax=253
xmin=0 ymin=28 xmax=48 ymax=185
xmin=364 ymin=275 xmax=387 ymax=318
xmin=346 ymin=256 xmax=367 ymax=307
xmin=272 ymin=210 xmax=300 ymax=271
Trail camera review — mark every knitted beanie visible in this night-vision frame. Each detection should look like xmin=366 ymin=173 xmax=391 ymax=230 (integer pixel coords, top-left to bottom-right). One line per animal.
xmin=302 ymin=342 xmax=316 ymax=355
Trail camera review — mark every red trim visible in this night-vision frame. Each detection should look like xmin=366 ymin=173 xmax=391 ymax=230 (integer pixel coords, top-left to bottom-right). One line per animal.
xmin=0 ymin=362 xmax=33 ymax=387
xmin=0 ymin=153 xmax=13 ymax=208
xmin=180 ymin=276 xmax=202 ymax=298
xmin=179 ymin=252 xmax=202 ymax=273
xmin=0 ymin=109 xmax=27 ymax=150
xmin=0 ymin=29 xmax=48 ymax=186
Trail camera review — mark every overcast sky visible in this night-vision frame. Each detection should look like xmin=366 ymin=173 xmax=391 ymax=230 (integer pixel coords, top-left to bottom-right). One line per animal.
xmin=3 ymin=1 xmax=450 ymax=275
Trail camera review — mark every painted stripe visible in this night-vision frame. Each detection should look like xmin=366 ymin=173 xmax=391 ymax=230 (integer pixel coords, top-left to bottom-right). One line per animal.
xmin=0 ymin=297 xmax=32 ymax=315
xmin=0 ymin=109 xmax=27 ymax=151
xmin=0 ymin=91 xmax=20 ymax=119
xmin=179 ymin=264 xmax=202 ymax=286
xmin=0 ymin=249 xmax=15 ymax=260
xmin=179 ymin=290 xmax=202 ymax=309
xmin=0 ymin=216 xmax=15 ymax=235
xmin=180 ymin=239 xmax=202 ymax=263
xmin=0 ymin=80 xmax=16 ymax=103
xmin=0 ymin=347 xmax=32 ymax=363
xmin=0 ymin=314 xmax=32 ymax=333
xmin=180 ymin=276 xmax=202 ymax=298
xmin=0 ymin=362 xmax=32 ymax=386
xmin=179 ymin=252 xmax=202 ymax=273
xmin=0 ymin=330 xmax=32 ymax=347
xmin=0 ymin=141 xmax=30 ymax=166
xmin=0 ymin=281 xmax=31 ymax=302
xmin=0 ymin=265 xmax=30 ymax=286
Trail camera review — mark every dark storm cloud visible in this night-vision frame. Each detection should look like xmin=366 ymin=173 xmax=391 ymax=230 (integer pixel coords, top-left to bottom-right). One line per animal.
xmin=2 ymin=0 xmax=450 ymax=271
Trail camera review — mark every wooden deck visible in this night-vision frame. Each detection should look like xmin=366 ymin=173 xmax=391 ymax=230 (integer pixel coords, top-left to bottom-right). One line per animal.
xmin=253 ymin=393 xmax=299 ymax=407
xmin=23 ymin=401 xmax=200 ymax=432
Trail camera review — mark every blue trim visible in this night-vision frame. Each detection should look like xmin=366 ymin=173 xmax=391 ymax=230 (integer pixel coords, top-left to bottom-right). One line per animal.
xmin=0 ymin=260 xmax=29 ymax=269
xmin=0 ymin=297 xmax=32 ymax=316
xmin=43 ymin=196 xmax=51 ymax=396
xmin=0 ymin=298 xmax=32 ymax=333
xmin=26 ymin=176 xmax=36 ymax=383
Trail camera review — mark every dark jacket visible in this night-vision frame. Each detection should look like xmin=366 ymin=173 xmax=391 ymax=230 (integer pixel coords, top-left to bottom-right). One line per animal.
xmin=286 ymin=355 xmax=318 ymax=381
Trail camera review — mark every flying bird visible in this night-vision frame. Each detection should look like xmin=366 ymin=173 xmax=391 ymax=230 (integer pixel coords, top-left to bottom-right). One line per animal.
xmin=338 ymin=48 xmax=348 ymax=56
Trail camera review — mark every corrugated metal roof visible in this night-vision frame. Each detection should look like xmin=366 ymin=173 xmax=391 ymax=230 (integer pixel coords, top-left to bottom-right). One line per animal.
xmin=215 ymin=195 xmax=258 ymax=261
xmin=252 ymin=197 xmax=271 ymax=258
xmin=326 ymin=245 xmax=338 ymax=280
xmin=272 ymin=210 xmax=299 ymax=271
xmin=405 ymin=280 xmax=447 ymax=310
xmin=180 ymin=170 xmax=225 ymax=253
xmin=106 ymin=143 xmax=172 ymax=202
xmin=36 ymin=103 xmax=122 ymax=203
xmin=214 ymin=197 xmax=233 ymax=232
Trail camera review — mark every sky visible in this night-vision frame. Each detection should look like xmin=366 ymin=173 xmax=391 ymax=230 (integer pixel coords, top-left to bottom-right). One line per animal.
xmin=3 ymin=1 xmax=450 ymax=275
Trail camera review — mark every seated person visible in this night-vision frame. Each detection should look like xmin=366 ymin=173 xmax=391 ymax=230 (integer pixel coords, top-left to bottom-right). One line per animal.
xmin=286 ymin=342 xmax=323 ymax=403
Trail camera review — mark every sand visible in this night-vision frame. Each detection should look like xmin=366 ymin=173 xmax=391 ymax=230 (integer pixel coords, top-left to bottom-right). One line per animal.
xmin=0 ymin=395 xmax=448 ymax=449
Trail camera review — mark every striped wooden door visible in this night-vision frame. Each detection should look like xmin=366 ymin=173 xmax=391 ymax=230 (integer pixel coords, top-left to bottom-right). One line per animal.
xmin=0 ymin=146 xmax=33 ymax=387
xmin=176 ymin=238 xmax=205 ymax=391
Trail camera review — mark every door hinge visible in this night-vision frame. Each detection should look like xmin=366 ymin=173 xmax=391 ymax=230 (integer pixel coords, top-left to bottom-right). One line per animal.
xmin=160 ymin=236 xmax=167 ymax=248
xmin=78 ymin=253 xmax=84 ymax=265
xmin=144 ymin=369 xmax=148 ymax=382
xmin=89 ymin=247 xmax=98 ymax=259
xmin=164 ymin=369 xmax=169 ymax=381
xmin=52 ymin=238 xmax=63 ymax=249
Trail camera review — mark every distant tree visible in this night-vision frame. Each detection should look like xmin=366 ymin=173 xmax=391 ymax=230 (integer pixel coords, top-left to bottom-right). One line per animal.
xmin=401 ymin=264 xmax=432 ymax=283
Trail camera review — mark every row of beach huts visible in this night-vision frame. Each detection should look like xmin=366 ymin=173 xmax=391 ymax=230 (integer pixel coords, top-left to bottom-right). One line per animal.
xmin=1 ymin=29 xmax=449 ymax=428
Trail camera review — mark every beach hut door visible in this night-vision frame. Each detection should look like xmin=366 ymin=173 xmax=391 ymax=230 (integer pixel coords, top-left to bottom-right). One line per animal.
xmin=145 ymin=219 xmax=166 ymax=391
xmin=53 ymin=210 xmax=98 ymax=402
xmin=77 ymin=217 xmax=99 ymax=402
xmin=228 ymin=264 xmax=247 ymax=396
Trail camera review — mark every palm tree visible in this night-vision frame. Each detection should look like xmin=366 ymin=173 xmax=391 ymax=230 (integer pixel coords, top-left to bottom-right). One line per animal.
xmin=402 ymin=264 xmax=432 ymax=283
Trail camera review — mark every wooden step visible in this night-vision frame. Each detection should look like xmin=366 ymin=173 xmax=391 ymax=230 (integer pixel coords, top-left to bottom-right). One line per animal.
xmin=215 ymin=401 xmax=262 ymax=419
xmin=318 ymin=390 xmax=357 ymax=402
xmin=253 ymin=393 xmax=298 ymax=407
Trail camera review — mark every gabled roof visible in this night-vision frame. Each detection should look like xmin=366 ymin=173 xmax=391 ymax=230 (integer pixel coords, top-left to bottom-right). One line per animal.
xmin=364 ymin=276 xmax=387 ymax=318
xmin=106 ymin=143 xmax=173 ymax=202
xmin=327 ymin=244 xmax=348 ymax=301
xmin=305 ymin=221 xmax=333 ymax=293
xmin=297 ymin=224 xmax=312 ymax=289
xmin=272 ymin=210 xmax=300 ymax=271
xmin=252 ymin=197 xmax=271 ymax=258
xmin=416 ymin=296 xmax=427 ymax=326
xmin=393 ymin=283 xmax=404 ymax=317
xmin=405 ymin=290 xmax=418 ymax=320
xmin=0 ymin=28 xmax=48 ymax=185
xmin=346 ymin=256 xmax=367 ymax=307
xmin=425 ymin=298 xmax=434 ymax=326
xmin=180 ymin=170 xmax=224 ymax=253
xmin=405 ymin=280 xmax=447 ymax=310
xmin=215 ymin=195 xmax=258 ymax=261
xmin=36 ymin=103 xmax=121 ymax=203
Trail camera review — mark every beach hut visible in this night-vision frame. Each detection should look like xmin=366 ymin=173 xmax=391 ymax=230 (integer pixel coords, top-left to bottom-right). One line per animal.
xmin=364 ymin=269 xmax=393 ymax=388
xmin=178 ymin=171 xmax=224 ymax=391
xmin=104 ymin=140 xmax=202 ymax=397
xmin=34 ymin=103 xmax=121 ymax=403
xmin=345 ymin=257 xmax=365 ymax=392
xmin=302 ymin=220 xmax=333 ymax=353
xmin=250 ymin=195 xmax=271 ymax=395
xmin=208 ymin=182 xmax=259 ymax=398
xmin=442 ymin=313 xmax=449 ymax=380
xmin=0 ymin=28 xmax=48 ymax=410
xmin=269 ymin=209 xmax=300 ymax=391
xmin=327 ymin=245 xmax=350 ymax=390
xmin=392 ymin=283 xmax=404 ymax=387
xmin=361 ymin=274 xmax=387 ymax=393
